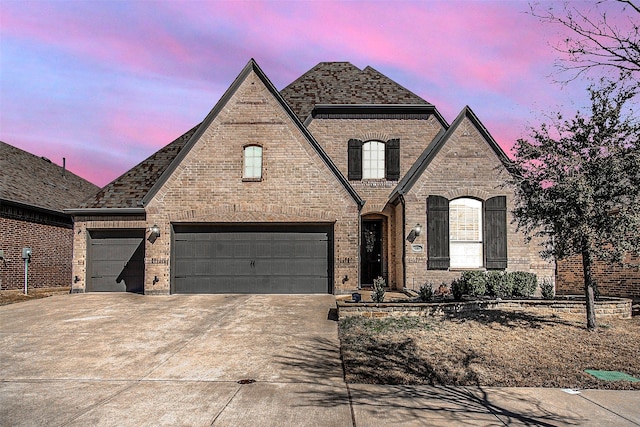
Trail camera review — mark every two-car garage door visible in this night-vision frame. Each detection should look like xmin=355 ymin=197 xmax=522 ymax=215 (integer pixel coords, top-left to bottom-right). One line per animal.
xmin=172 ymin=225 xmax=332 ymax=294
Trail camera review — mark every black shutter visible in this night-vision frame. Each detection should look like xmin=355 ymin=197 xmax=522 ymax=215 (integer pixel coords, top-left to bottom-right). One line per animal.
xmin=348 ymin=139 xmax=362 ymax=180
xmin=485 ymin=196 xmax=507 ymax=269
xmin=427 ymin=195 xmax=450 ymax=270
xmin=385 ymin=138 xmax=400 ymax=181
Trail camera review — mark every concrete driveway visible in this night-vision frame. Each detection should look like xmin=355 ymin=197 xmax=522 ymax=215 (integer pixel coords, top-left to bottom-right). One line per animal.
xmin=0 ymin=293 xmax=350 ymax=426
xmin=2 ymin=293 xmax=639 ymax=427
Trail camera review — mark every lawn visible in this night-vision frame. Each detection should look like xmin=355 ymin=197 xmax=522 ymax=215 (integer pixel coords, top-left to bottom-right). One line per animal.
xmin=339 ymin=310 xmax=640 ymax=390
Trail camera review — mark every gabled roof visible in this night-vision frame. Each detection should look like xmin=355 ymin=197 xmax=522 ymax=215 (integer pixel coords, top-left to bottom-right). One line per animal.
xmin=78 ymin=124 xmax=200 ymax=209
xmin=280 ymin=62 xmax=431 ymax=121
xmin=74 ymin=59 xmax=363 ymax=212
xmin=389 ymin=106 xmax=513 ymax=202
xmin=0 ymin=141 xmax=99 ymax=214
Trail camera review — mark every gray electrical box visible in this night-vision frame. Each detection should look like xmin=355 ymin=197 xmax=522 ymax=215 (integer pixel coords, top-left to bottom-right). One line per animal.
xmin=0 ymin=249 xmax=4 ymax=260
xmin=22 ymin=248 xmax=32 ymax=260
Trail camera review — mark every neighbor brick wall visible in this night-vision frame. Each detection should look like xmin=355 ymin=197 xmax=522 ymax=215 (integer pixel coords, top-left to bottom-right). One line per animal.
xmin=142 ymin=70 xmax=361 ymax=295
xmin=0 ymin=210 xmax=73 ymax=290
xmin=557 ymin=254 xmax=640 ymax=298
xmin=403 ymin=116 xmax=555 ymax=290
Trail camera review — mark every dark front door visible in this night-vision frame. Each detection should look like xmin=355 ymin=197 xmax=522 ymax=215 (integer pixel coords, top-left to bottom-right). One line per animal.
xmin=361 ymin=220 xmax=382 ymax=285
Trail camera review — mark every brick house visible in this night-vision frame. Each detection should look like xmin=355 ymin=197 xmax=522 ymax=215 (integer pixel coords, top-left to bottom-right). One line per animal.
xmin=557 ymin=254 xmax=639 ymax=299
xmin=68 ymin=59 xmax=554 ymax=295
xmin=0 ymin=141 xmax=99 ymax=290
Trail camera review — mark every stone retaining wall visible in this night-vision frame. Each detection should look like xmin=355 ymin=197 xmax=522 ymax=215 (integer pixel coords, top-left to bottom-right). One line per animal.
xmin=336 ymin=297 xmax=632 ymax=320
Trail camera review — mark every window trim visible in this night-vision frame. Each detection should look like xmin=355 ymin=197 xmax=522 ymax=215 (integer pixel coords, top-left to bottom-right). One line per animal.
xmin=242 ymin=144 xmax=263 ymax=181
xmin=449 ymin=197 xmax=484 ymax=269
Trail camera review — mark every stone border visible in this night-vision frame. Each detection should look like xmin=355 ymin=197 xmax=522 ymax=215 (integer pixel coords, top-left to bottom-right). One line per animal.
xmin=336 ymin=296 xmax=632 ymax=320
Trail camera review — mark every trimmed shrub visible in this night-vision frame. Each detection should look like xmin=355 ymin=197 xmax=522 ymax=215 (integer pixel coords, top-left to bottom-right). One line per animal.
xmin=540 ymin=277 xmax=555 ymax=300
xmin=418 ymin=282 xmax=434 ymax=302
xmin=510 ymin=271 xmax=538 ymax=297
xmin=371 ymin=276 xmax=386 ymax=303
xmin=451 ymin=277 xmax=465 ymax=300
xmin=486 ymin=271 xmax=514 ymax=298
xmin=460 ymin=271 xmax=487 ymax=297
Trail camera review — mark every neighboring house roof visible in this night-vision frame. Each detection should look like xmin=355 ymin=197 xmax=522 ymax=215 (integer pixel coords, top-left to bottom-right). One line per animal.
xmin=78 ymin=125 xmax=200 ymax=209
xmin=0 ymin=141 xmax=99 ymax=214
xmin=389 ymin=106 xmax=513 ymax=203
xmin=72 ymin=59 xmax=364 ymax=212
xmin=280 ymin=62 xmax=432 ymax=121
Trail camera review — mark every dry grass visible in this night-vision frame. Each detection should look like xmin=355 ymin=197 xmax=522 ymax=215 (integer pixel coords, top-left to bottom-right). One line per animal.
xmin=339 ymin=310 xmax=640 ymax=390
xmin=0 ymin=287 xmax=70 ymax=306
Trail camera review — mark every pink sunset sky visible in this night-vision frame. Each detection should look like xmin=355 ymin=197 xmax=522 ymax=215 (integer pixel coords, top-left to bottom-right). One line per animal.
xmin=0 ymin=0 xmax=625 ymax=187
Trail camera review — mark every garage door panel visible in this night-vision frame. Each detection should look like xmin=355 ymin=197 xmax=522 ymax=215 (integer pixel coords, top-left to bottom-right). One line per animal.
xmin=173 ymin=226 xmax=331 ymax=294
xmin=88 ymin=231 xmax=144 ymax=293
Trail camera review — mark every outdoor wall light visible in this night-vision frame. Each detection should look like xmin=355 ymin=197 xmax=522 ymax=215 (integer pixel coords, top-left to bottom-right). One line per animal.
xmin=149 ymin=224 xmax=160 ymax=238
xmin=406 ymin=223 xmax=422 ymax=243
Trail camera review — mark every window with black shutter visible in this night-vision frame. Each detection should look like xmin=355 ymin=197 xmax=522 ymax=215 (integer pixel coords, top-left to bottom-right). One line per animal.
xmin=348 ymin=139 xmax=362 ymax=180
xmin=484 ymin=196 xmax=507 ymax=269
xmin=427 ymin=195 xmax=450 ymax=269
xmin=385 ymin=138 xmax=400 ymax=180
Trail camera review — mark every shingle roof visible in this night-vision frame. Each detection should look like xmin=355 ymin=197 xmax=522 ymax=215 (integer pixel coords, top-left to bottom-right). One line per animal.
xmin=280 ymin=62 xmax=431 ymax=120
xmin=0 ymin=141 xmax=99 ymax=213
xmin=79 ymin=124 xmax=200 ymax=209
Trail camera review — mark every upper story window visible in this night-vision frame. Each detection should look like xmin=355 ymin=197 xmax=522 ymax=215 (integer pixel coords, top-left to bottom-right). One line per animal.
xmin=243 ymin=145 xmax=262 ymax=179
xmin=348 ymin=138 xmax=400 ymax=181
xmin=362 ymin=141 xmax=385 ymax=179
xmin=449 ymin=198 xmax=483 ymax=268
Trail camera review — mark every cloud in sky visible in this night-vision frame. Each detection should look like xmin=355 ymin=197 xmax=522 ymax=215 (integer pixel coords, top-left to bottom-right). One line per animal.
xmin=0 ymin=0 xmax=614 ymax=187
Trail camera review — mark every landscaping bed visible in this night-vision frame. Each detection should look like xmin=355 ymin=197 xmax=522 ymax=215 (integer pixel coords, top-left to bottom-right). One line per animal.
xmin=0 ymin=287 xmax=70 ymax=306
xmin=339 ymin=312 xmax=640 ymax=390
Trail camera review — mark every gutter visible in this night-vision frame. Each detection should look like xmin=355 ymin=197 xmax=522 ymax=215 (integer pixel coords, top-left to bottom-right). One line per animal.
xmin=63 ymin=207 xmax=146 ymax=216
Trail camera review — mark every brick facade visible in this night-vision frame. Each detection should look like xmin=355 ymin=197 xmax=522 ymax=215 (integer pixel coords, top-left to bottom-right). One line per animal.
xmin=69 ymin=60 xmax=553 ymax=296
xmin=557 ymin=254 xmax=640 ymax=299
xmin=402 ymin=114 xmax=555 ymax=290
xmin=0 ymin=206 xmax=73 ymax=290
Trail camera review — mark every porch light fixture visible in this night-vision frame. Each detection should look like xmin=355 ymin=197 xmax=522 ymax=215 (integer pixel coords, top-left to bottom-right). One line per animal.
xmin=149 ymin=224 xmax=160 ymax=238
xmin=406 ymin=223 xmax=422 ymax=243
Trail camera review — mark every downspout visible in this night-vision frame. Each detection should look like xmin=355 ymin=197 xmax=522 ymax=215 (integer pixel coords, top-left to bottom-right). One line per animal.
xmin=399 ymin=193 xmax=407 ymax=291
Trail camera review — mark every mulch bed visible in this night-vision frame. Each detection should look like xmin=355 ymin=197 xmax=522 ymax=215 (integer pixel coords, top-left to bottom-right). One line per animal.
xmin=0 ymin=287 xmax=70 ymax=306
xmin=339 ymin=310 xmax=640 ymax=390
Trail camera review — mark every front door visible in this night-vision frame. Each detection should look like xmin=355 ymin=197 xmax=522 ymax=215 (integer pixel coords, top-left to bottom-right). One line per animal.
xmin=361 ymin=220 xmax=382 ymax=285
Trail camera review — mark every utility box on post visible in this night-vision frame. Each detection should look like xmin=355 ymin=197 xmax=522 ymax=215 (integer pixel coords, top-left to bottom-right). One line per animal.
xmin=22 ymin=248 xmax=31 ymax=294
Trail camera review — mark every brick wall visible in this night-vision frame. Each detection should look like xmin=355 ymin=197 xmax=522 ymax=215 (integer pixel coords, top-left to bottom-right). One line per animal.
xmin=1 ymin=211 xmax=73 ymax=290
xmin=139 ymin=70 xmax=360 ymax=295
xmin=403 ymin=115 xmax=555 ymax=290
xmin=557 ymin=254 xmax=640 ymax=298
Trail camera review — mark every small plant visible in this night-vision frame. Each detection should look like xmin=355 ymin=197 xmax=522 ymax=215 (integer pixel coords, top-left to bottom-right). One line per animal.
xmin=451 ymin=277 xmax=465 ymax=300
xmin=371 ymin=276 xmax=386 ymax=303
xmin=418 ymin=282 xmax=434 ymax=302
xmin=435 ymin=282 xmax=450 ymax=297
xmin=540 ymin=277 xmax=555 ymax=300
xmin=510 ymin=271 xmax=538 ymax=297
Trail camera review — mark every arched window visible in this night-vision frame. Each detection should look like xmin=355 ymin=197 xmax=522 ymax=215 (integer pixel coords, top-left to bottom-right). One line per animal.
xmin=243 ymin=145 xmax=262 ymax=179
xmin=362 ymin=141 xmax=385 ymax=179
xmin=449 ymin=198 xmax=483 ymax=268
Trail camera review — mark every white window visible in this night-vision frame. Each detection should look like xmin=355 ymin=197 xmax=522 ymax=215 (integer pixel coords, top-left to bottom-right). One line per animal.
xmin=449 ymin=198 xmax=483 ymax=268
xmin=362 ymin=141 xmax=385 ymax=179
xmin=243 ymin=145 xmax=262 ymax=179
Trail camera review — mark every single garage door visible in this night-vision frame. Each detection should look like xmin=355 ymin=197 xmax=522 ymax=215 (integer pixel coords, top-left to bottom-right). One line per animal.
xmin=173 ymin=225 xmax=332 ymax=294
xmin=87 ymin=230 xmax=145 ymax=293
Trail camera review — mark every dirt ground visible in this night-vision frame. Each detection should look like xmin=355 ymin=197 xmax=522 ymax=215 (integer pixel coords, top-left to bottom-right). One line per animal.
xmin=0 ymin=287 xmax=70 ymax=306
xmin=339 ymin=310 xmax=640 ymax=390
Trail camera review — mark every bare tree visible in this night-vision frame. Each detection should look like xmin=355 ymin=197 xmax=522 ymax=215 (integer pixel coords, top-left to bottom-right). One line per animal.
xmin=531 ymin=0 xmax=640 ymax=84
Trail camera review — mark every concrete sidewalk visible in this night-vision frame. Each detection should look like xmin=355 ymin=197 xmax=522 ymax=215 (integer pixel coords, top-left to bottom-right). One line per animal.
xmin=1 ymin=293 xmax=638 ymax=426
